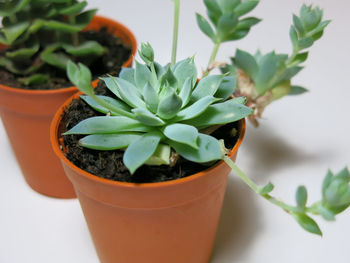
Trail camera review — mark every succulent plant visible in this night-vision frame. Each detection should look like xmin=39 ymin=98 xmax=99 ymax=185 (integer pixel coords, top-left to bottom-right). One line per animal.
xmin=62 ymin=0 xmax=349 ymax=236
xmin=220 ymin=4 xmax=331 ymax=126
xmin=65 ymin=42 xmax=253 ymax=174
xmin=0 ymin=0 xmax=105 ymax=86
xmin=196 ymin=0 xmax=260 ymax=76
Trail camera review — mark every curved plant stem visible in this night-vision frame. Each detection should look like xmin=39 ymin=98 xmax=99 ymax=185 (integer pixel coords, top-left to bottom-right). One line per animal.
xmin=223 ymin=156 xmax=304 ymax=213
xmin=203 ymin=42 xmax=220 ymax=77
xmin=171 ymin=0 xmax=180 ymax=66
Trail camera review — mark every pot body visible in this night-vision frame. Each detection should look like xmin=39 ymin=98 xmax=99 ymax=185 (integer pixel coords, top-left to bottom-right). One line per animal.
xmin=51 ymin=93 xmax=246 ymax=262
xmin=0 ymin=16 xmax=137 ymax=198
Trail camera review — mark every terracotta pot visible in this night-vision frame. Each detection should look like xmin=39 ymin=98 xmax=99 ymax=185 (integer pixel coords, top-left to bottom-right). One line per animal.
xmin=51 ymin=92 xmax=246 ymax=262
xmin=0 ymin=16 xmax=137 ymax=198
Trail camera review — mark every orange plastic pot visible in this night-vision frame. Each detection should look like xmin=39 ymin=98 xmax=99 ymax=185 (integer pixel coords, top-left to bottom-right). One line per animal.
xmin=0 ymin=16 xmax=137 ymax=198
xmin=51 ymin=92 xmax=246 ymax=262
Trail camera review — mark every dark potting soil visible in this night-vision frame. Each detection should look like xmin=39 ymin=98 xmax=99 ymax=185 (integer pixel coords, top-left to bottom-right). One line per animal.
xmin=60 ymin=81 xmax=240 ymax=183
xmin=0 ymin=27 xmax=131 ymax=90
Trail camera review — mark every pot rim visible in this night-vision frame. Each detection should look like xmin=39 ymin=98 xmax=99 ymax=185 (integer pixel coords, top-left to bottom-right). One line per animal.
xmin=51 ymin=92 xmax=246 ymax=190
xmin=0 ymin=15 xmax=137 ymax=95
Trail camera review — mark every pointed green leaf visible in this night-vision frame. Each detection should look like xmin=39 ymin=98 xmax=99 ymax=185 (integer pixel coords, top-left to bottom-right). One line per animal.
xmin=191 ymin=75 xmax=224 ymax=102
xmin=204 ymin=0 xmax=222 ymax=25
xmin=290 ymin=26 xmax=298 ymax=48
xmin=41 ymin=51 xmax=70 ymax=70
xmin=164 ymin=124 xmax=199 ymax=149
xmin=143 ymin=82 xmax=159 ymax=113
xmin=217 ymin=13 xmax=239 ymax=41
xmin=101 ymin=76 xmax=121 ymax=99
xmin=79 ymin=133 xmax=142 ymax=151
xmin=293 ymin=14 xmax=305 ymax=36
xmin=176 ymin=96 xmax=217 ymax=121
xmin=296 ymin=186 xmax=308 ymax=208
xmin=18 ymin=74 xmax=49 ymax=86
xmin=185 ymin=98 xmax=253 ymax=128
xmin=157 ymin=91 xmax=182 ymax=119
xmin=235 ymin=49 xmax=258 ymax=79
xmin=134 ymin=60 xmax=153 ymax=91
xmin=236 ymin=17 xmax=261 ymax=30
xmin=160 ymin=66 xmax=177 ymax=88
xmin=124 ymin=132 xmax=162 ymax=174
xmin=289 ymin=85 xmax=308 ymax=95
xmin=170 ymin=134 xmax=223 ymax=163
xmin=80 ymin=95 xmax=131 ymax=115
xmin=119 ymin=67 xmax=136 ymax=85
xmin=173 ymin=57 xmax=197 ymax=89
xmin=2 ymin=21 xmax=29 ymax=44
xmin=217 ymin=0 xmax=239 ymax=13
xmin=234 ymin=1 xmax=259 ymax=16
xmin=58 ymin=1 xmax=87 ymax=15
xmin=63 ymin=41 xmax=105 ymax=56
xmin=255 ymin=52 xmax=279 ymax=94
xmin=64 ymin=116 xmax=150 ymax=135
xmin=132 ymin=108 xmax=165 ymax=126
xmin=179 ymin=77 xmax=193 ymax=108
xmin=258 ymin=182 xmax=274 ymax=195
xmin=114 ymin=77 xmax=146 ymax=109
xmin=298 ymin=37 xmax=314 ymax=50
xmin=5 ymin=42 xmax=39 ymax=60
xmin=215 ymin=75 xmax=236 ymax=100
xmin=292 ymin=212 xmax=322 ymax=236
xmin=196 ymin=13 xmax=216 ymax=41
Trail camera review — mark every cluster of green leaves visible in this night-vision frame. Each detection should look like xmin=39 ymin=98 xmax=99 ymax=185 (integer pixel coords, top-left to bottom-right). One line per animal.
xmin=197 ymin=0 xmax=260 ymax=45
xmin=225 ymin=157 xmax=350 ymax=236
xmin=0 ymin=0 xmax=105 ymax=85
xmin=222 ymin=4 xmax=330 ymax=101
xmin=65 ymin=43 xmax=253 ymax=174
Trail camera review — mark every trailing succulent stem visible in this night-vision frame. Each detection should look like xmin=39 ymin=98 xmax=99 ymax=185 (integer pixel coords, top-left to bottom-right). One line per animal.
xmin=196 ymin=0 xmax=261 ymax=77
xmin=224 ymin=156 xmax=350 ymax=236
xmin=0 ymin=0 xmax=105 ymax=86
xmin=221 ymin=4 xmax=330 ymax=126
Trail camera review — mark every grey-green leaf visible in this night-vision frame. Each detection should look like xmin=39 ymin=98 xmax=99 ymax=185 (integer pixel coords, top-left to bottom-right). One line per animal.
xmin=157 ymin=91 xmax=183 ymax=119
xmin=289 ymin=85 xmax=308 ymax=95
xmin=143 ymin=82 xmax=159 ymax=113
xmin=191 ymin=75 xmax=224 ymax=102
xmin=79 ymin=133 xmax=142 ymax=151
xmin=135 ymin=60 xmax=153 ymax=91
xmin=114 ymin=77 xmax=146 ymax=109
xmin=123 ymin=132 xmax=162 ymax=174
xmin=119 ymin=68 xmax=136 ymax=85
xmin=176 ymin=95 xmax=217 ymax=121
xmin=170 ymin=134 xmax=223 ymax=163
xmin=80 ymin=95 xmax=131 ymax=115
xmin=234 ymin=1 xmax=259 ymax=16
xmin=296 ymin=186 xmax=308 ymax=208
xmin=64 ymin=116 xmax=149 ymax=135
xmin=258 ymin=182 xmax=274 ymax=195
xmin=215 ymin=75 xmax=236 ymax=100
xmin=185 ymin=98 xmax=253 ymax=128
xmin=132 ymin=108 xmax=165 ymax=126
xmin=292 ymin=212 xmax=322 ymax=236
xmin=196 ymin=13 xmax=216 ymax=41
xmin=163 ymin=124 xmax=199 ymax=149
xmin=235 ymin=49 xmax=258 ymax=79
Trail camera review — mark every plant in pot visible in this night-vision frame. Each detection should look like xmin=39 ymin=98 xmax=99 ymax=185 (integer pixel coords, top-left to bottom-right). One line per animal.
xmin=50 ymin=0 xmax=349 ymax=262
xmin=0 ymin=0 xmax=137 ymax=198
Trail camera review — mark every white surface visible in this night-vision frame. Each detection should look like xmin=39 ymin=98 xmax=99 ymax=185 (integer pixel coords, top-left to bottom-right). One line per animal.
xmin=1 ymin=0 xmax=349 ymax=262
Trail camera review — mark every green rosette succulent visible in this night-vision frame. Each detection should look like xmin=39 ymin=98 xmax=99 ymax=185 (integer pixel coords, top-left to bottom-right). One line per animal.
xmin=0 ymin=0 xmax=105 ymax=86
xmin=65 ymin=42 xmax=253 ymax=174
xmin=221 ymin=4 xmax=331 ymax=126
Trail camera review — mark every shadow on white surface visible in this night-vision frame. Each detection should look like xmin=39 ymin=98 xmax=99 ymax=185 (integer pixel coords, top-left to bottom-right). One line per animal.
xmin=211 ymin=176 xmax=261 ymax=263
xmin=241 ymin=123 xmax=333 ymax=180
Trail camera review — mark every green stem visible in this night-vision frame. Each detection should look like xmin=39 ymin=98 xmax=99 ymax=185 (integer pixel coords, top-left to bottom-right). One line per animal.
xmin=69 ymin=15 xmax=79 ymax=46
xmin=223 ymin=156 xmax=302 ymax=214
xmin=171 ymin=0 xmax=180 ymax=66
xmin=203 ymin=42 xmax=221 ymax=77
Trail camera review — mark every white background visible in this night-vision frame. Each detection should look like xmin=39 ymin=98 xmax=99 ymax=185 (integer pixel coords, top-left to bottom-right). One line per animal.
xmin=1 ymin=0 xmax=349 ymax=262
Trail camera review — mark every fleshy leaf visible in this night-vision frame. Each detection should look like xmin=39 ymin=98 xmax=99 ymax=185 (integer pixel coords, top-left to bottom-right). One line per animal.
xmin=191 ymin=75 xmax=224 ymax=102
xmin=157 ymin=91 xmax=182 ymax=119
xmin=64 ymin=116 xmax=150 ymax=135
xmin=80 ymin=95 xmax=131 ymax=115
xmin=63 ymin=41 xmax=105 ymax=56
xmin=79 ymin=133 xmax=142 ymax=151
xmin=292 ymin=212 xmax=322 ymax=236
xmin=163 ymin=123 xmax=199 ymax=149
xmin=132 ymin=108 xmax=165 ymax=126
xmin=196 ymin=13 xmax=215 ymax=41
xmin=134 ymin=60 xmax=153 ymax=91
xmin=143 ymin=82 xmax=159 ymax=113
xmin=123 ymin=132 xmax=162 ymax=174
xmin=175 ymin=95 xmax=217 ymax=121
xmin=185 ymin=98 xmax=253 ymax=127
xmin=170 ymin=134 xmax=223 ymax=163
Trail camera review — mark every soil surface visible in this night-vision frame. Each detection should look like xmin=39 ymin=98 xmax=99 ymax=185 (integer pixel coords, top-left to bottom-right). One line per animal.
xmin=60 ymin=81 xmax=240 ymax=184
xmin=0 ymin=27 xmax=131 ymax=90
